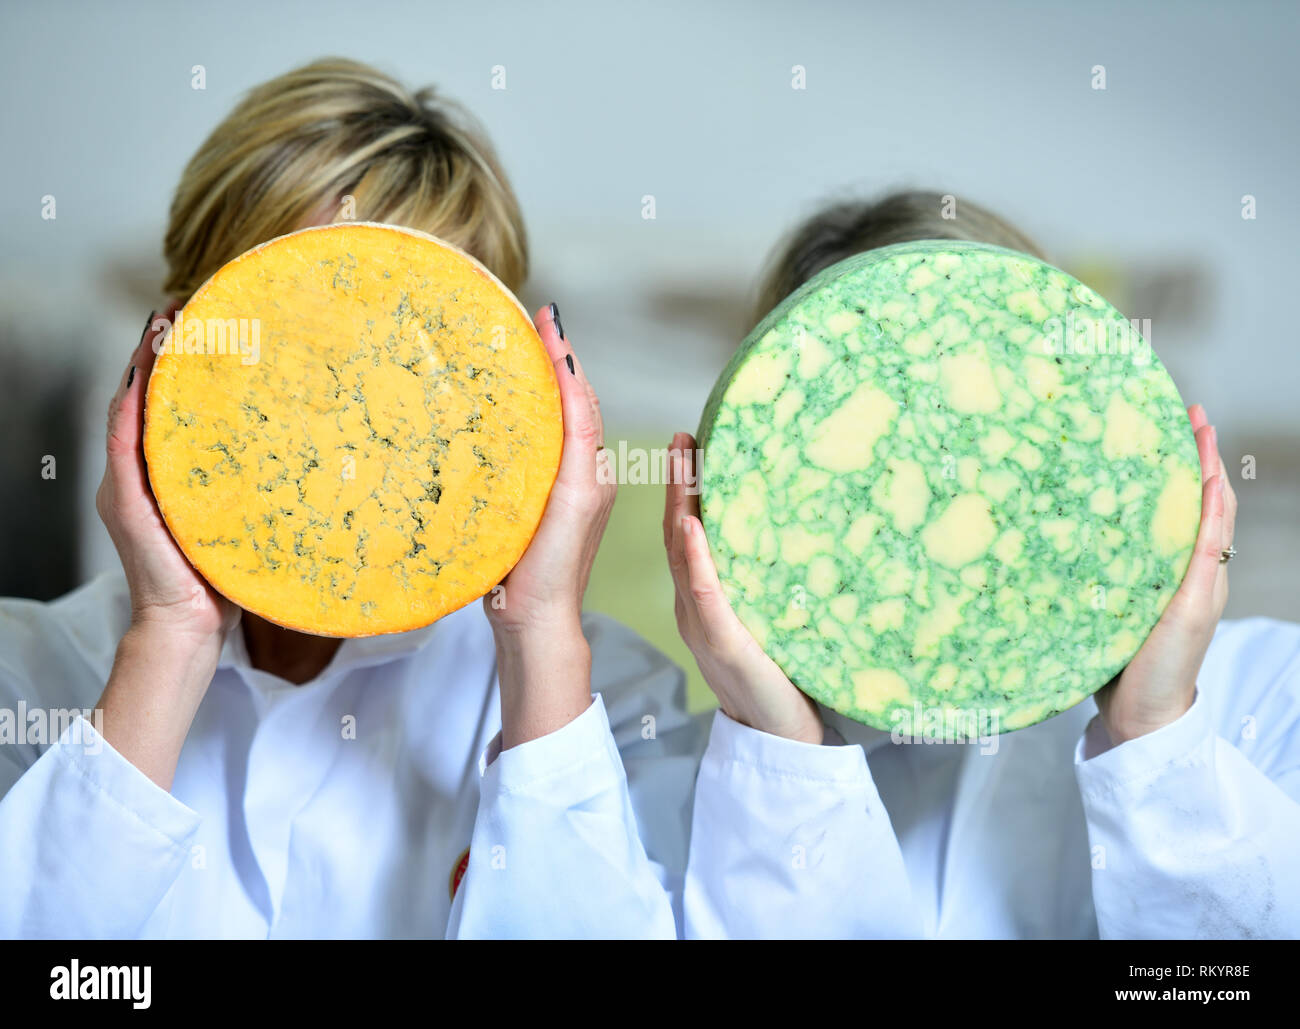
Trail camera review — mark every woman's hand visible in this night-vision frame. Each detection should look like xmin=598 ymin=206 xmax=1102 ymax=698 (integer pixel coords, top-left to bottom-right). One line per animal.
xmin=1095 ymin=403 xmax=1237 ymax=745
xmin=95 ymin=306 xmax=238 ymax=789
xmin=487 ymin=304 xmax=616 ymax=748
xmin=664 ymin=433 xmax=824 ymax=744
xmin=98 ymin=303 xmax=238 ymax=642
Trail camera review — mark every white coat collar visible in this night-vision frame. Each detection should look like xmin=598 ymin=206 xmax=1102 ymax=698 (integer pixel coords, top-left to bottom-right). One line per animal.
xmin=217 ymin=607 xmax=455 ymax=682
xmin=820 ymin=705 xmax=897 ymax=754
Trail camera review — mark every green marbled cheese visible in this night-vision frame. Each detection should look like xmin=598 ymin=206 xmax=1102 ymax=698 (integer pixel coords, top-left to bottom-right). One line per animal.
xmin=698 ymin=241 xmax=1201 ymax=735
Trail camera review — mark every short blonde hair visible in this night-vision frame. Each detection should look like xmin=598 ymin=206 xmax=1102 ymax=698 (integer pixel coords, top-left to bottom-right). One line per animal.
xmin=754 ymin=190 xmax=1045 ymax=325
xmin=163 ymin=57 xmax=527 ymax=300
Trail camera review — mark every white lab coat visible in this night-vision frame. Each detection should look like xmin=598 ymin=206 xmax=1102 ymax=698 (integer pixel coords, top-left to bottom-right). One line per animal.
xmin=684 ymin=616 xmax=1300 ymax=939
xmin=2 ymin=572 xmax=1297 ymax=938
xmin=0 ymin=571 xmax=702 ymax=939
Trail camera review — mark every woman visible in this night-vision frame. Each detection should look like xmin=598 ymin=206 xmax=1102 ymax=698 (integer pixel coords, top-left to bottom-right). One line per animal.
xmin=666 ymin=192 xmax=1300 ymax=938
xmin=0 ymin=58 xmax=702 ymax=939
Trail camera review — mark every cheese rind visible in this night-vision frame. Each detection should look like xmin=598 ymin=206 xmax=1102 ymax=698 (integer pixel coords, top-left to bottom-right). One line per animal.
xmin=698 ymin=241 xmax=1200 ymax=734
xmin=144 ymin=222 xmax=562 ymax=637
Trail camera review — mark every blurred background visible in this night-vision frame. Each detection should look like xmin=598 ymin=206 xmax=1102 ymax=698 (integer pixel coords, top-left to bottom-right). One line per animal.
xmin=2 ymin=0 xmax=1296 ymax=710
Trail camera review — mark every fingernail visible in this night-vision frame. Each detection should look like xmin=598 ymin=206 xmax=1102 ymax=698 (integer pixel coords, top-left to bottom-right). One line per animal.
xmin=681 ymin=515 xmax=693 ymax=536
xmin=141 ymin=309 xmax=156 ymax=344
xmin=565 ymin=353 xmax=575 ymax=375
xmin=549 ymin=302 xmax=565 ymax=341
xmin=1217 ymin=476 xmax=1225 ymax=496
xmin=126 ymin=365 xmax=136 ymax=389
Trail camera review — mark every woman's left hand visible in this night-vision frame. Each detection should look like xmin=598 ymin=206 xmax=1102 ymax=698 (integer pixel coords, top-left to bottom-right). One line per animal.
xmin=485 ymin=304 xmax=617 ymax=748
xmin=1095 ymin=403 xmax=1237 ymax=745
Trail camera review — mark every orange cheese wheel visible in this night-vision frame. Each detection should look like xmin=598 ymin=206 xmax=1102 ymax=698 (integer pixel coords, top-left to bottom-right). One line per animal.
xmin=143 ymin=222 xmax=563 ymax=637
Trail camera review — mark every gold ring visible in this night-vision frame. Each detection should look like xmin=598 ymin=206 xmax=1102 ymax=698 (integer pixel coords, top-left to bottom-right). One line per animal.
xmin=1220 ymin=545 xmax=1237 ymax=564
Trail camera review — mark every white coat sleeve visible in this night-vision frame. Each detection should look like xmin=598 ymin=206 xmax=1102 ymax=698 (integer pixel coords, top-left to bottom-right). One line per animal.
xmin=1075 ymin=620 xmax=1300 ymax=939
xmin=683 ymin=710 xmax=921 ymax=939
xmin=0 ymin=714 xmax=202 ymax=938
xmin=446 ymin=614 xmax=697 ymax=939
xmin=445 ymin=694 xmax=677 ymax=939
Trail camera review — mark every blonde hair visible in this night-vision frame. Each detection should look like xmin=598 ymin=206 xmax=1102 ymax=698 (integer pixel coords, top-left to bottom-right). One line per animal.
xmin=754 ymin=190 xmax=1045 ymax=326
xmin=163 ymin=57 xmax=527 ymax=300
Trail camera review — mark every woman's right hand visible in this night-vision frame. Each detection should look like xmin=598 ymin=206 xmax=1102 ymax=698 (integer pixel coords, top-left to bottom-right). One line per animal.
xmin=97 ymin=305 xmax=238 ymax=643
xmin=664 ymin=433 xmax=824 ymax=744
xmin=94 ymin=305 xmax=238 ymax=789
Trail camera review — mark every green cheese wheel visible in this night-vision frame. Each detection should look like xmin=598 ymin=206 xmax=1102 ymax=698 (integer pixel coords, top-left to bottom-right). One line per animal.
xmin=698 ymin=240 xmax=1201 ymax=735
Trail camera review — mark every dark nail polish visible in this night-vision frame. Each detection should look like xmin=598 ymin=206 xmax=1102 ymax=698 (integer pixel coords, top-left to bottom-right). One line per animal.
xmin=126 ymin=365 xmax=136 ymax=389
xmin=549 ymin=302 xmax=565 ymax=341
xmin=565 ymin=353 xmax=575 ymax=375
xmin=141 ymin=309 xmax=156 ymax=343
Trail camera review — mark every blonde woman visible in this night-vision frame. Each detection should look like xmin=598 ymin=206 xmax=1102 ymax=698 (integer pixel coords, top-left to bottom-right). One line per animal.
xmin=0 ymin=58 xmax=700 ymax=939
xmin=666 ymin=192 xmax=1300 ymax=939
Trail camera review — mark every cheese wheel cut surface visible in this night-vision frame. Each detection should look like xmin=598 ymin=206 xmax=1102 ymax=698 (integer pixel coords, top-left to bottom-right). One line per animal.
xmin=698 ymin=241 xmax=1201 ymax=734
xmin=144 ymin=223 xmax=562 ymax=637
